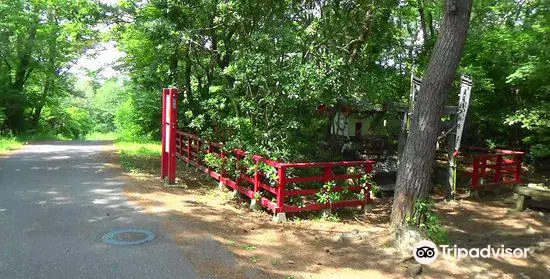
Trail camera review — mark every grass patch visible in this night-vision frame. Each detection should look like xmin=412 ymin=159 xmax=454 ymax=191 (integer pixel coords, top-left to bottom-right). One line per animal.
xmin=115 ymin=141 xmax=161 ymax=174
xmin=0 ymin=136 xmax=23 ymax=152
xmin=241 ymin=243 xmax=257 ymax=251
xmin=1 ymin=133 xmax=67 ymax=152
xmin=85 ymin=132 xmax=118 ymax=140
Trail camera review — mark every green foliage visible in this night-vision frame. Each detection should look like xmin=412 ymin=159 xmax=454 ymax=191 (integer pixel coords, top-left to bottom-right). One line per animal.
xmin=460 ymin=0 xmax=550 ymax=151
xmin=0 ymin=0 xmax=102 ymax=133
xmin=203 ymin=152 xmax=241 ymax=178
xmin=203 ymin=153 xmax=224 ymax=172
xmin=0 ymin=135 xmax=22 ymax=152
xmin=316 ymin=181 xmax=343 ymax=206
xmin=39 ymin=103 xmax=93 ymax=139
xmin=407 ymin=199 xmax=449 ymax=244
xmin=115 ymin=98 xmax=144 ymax=141
xmin=240 ymin=243 xmax=257 ymax=251
xmin=113 ymin=0 xmax=410 ymax=161
xmin=115 ymin=141 xmax=161 ymax=174
xmin=360 ymin=173 xmax=380 ymax=198
xmin=88 ymin=79 xmax=129 ymax=133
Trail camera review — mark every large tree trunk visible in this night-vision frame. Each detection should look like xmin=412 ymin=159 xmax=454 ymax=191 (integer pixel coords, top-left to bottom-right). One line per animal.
xmin=390 ymin=0 xmax=472 ymax=231
xmin=6 ymin=21 xmax=38 ymax=133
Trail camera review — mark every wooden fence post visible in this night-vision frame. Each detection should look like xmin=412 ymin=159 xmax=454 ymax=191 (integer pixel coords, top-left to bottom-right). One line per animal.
xmin=494 ymin=155 xmax=503 ymax=185
xmin=514 ymin=154 xmax=523 ymax=183
xmin=276 ymin=167 xmax=287 ymax=211
xmin=471 ymin=157 xmax=480 ymax=189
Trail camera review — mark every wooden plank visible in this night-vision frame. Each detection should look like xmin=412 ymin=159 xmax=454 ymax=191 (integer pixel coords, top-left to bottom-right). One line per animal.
xmin=514 ymin=186 xmax=550 ymax=199
xmin=516 ymin=194 xmax=527 ymax=211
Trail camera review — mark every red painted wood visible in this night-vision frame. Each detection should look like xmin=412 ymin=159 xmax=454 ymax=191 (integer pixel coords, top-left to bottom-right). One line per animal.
xmin=471 ymin=158 xmax=480 ymax=189
xmin=276 ymin=167 xmax=287 ymax=210
xmin=172 ymin=128 xmax=375 ymax=214
xmin=167 ymin=88 xmax=178 ymax=184
xmin=279 ymin=161 xmax=371 ymax=168
xmin=160 ymin=88 xmax=169 ymax=178
xmin=493 ymin=155 xmax=503 ymax=184
xmin=282 ymin=200 xmax=365 ymax=213
xmin=259 ymin=183 xmax=277 ymax=195
xmin=514 ymin=154 xmax=523 ymax=182
xmin=253 ymin=170 xmax=260 ymax=194
xmin=286 ymin=186 xmax=363 ymax=196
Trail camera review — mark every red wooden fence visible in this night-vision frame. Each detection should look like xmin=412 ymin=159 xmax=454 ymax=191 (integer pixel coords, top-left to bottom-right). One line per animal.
xmin=464 ymin=147 xmax=524 ymax=190
xmin=175 ymin=130 xmax=374 ymax=214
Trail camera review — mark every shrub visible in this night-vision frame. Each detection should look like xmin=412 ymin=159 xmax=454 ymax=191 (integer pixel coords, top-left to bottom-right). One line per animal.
xmin=115 ymin=98 xmax=144 ymax=141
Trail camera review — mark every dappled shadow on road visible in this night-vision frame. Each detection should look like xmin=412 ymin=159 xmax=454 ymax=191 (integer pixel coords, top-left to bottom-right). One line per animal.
xmin=0 ymin=141 xmax=165 ymax=232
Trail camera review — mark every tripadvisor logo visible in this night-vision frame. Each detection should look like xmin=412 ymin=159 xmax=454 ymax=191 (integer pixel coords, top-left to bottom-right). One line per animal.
xmin=413 ymin=240 xmax=533 ymax=265
xmin=413 ymin=240 xmax=439 ymax=265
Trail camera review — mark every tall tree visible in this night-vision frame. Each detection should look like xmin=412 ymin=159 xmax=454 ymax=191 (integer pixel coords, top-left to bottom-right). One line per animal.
xmin=390 ymin=0 xmax=473 ymax=230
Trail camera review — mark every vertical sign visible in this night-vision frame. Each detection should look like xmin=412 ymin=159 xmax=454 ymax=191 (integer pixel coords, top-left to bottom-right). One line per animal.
xmin=454 ymin=75 xmax=472 ymax=152
xmin=164 ymin=94 xmax=171 ymax=153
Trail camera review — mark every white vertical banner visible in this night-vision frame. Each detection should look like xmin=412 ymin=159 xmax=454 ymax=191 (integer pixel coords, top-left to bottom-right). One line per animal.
xmin=454 ymin=75 xmax=472 ymax=151
xmin=164 ymin=94 xmax=171 ymax=153
xmin=165 ymin=94 xmax=171 ymax=123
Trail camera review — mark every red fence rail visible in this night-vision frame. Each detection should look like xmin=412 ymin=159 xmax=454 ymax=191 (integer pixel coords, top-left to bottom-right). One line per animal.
xmin=175 ymin=130 xmax=374 ymax=214
xmin=463 ymin=147 xmax=524 ymax=190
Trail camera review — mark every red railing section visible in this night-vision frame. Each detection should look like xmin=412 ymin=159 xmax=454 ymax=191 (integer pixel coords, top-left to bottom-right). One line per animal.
xmin=463 ymin=147 xmax=524 ymax=190
xmin=175 ymin=130 xmax=374 ymax=214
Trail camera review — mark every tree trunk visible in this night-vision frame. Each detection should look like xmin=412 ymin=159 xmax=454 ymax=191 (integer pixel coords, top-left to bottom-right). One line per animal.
xmin=6 ymin=20 xmax=38 ymax=133
xmin=32 ymin=77 xmax=51 ymax=128
xmin=390 ymin=0 xmax=472 ymax=231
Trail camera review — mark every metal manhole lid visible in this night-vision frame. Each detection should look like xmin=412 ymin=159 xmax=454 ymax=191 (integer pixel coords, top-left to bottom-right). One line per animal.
xmin=102 ymin=229 xmax=156 ymax=245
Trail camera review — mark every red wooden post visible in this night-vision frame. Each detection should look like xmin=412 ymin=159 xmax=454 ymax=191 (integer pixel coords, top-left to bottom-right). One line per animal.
xmin=323 ymin=165 xmax=333 ymax=182
xmin=253 ymin=160 xmax=261 ymax=193
xmin=323 ymin=164 xmax=333 ymax=208
xmin=514 ymin=154 xmax=523 ymax=183
xmin=161 ymin=89 xmax=169 ymax=179
xmin=187 ymin=135 xmax=192 ymax=163
xmin=276 ymin=167 xmax=287 ymax=211
xmin=494 ymin=155 xmax=502 ymax=185
xmin=220 ymin=149 xmax=226 ymax=177
xmin=197 ymin=136 xmax=202 ymax=166
xmin=167 ymin=88 xmax=178 ymax=184
xmin=206 ymin=143 xmax=213 ymax=172
xmin=196 ymin=131 xmax=201 ymax=167
xmin=471 ymin=157 xmax=480 ymax=189
xmin=235 ymin=153 xmax=243 ymax=187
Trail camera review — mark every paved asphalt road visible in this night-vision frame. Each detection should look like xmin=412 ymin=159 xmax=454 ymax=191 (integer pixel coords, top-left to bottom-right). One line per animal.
xmin=0 ymin=141 xmax=199 ymax=279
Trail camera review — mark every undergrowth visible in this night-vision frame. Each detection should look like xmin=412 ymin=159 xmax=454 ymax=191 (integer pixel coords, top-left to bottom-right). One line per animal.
xmin=407 ymin=198 xmax=449 ymax=244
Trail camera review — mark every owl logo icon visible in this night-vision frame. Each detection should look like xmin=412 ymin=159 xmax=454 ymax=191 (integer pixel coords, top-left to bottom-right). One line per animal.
xmin=413 ymin=240 xmax=438 ymax=264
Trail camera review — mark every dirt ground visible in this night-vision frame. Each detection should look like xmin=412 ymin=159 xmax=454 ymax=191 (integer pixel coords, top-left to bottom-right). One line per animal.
xmin=114 ymin=152 xmax=550 ymax=278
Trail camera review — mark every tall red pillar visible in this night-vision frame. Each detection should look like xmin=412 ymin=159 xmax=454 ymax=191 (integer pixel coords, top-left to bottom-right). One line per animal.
xmin=161 ymin=89 xmax=169 ymax=179
xmin=161 ymin=88 xmax=178 ymax=184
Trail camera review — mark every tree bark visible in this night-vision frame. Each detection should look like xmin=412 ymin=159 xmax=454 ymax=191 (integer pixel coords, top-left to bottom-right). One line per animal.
xmin=390 ymin=0 xmax=472 ymax=231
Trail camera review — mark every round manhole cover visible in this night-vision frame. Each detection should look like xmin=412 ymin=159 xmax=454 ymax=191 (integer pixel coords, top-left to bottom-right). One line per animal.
xmin=102 ymin=229 xmax=156 ymax=245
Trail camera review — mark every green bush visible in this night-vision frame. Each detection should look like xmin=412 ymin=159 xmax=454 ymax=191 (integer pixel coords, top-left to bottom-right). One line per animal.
xmin=115 ymin=98 xmax=144 ymax=141
xmin=39 ymin=105 xmax=93 ymax=139
xmin=407 ymin=199 xmax=449 ymax=244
